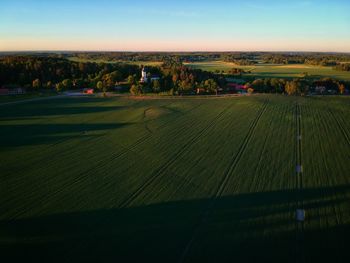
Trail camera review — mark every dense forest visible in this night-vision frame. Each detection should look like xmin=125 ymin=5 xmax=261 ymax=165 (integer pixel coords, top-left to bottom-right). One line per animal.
xmin=0 ymin=56 xmax=140 ymax=90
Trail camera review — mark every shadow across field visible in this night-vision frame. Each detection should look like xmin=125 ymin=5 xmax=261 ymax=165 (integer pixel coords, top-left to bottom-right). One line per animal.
xmin=0 ymin=105 xmax=125 ymax=119
xmin=1 ymin=185 xmax=350 ymax=263
xmin=0 ymin=122 xmax=131 ymax=148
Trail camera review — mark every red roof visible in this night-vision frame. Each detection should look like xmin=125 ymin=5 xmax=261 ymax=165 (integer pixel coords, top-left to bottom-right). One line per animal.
xmin=227 ymin=83 xmax=246 ymax=90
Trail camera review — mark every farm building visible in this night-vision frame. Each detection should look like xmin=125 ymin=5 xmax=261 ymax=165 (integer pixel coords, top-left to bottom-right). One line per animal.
xmin=227 ymin=83 xmax=247 ymax=94
xmin=83 ymin=88 xmax=94 ymax=94
xmin=196 ymin=87 xmax=206 ymax=95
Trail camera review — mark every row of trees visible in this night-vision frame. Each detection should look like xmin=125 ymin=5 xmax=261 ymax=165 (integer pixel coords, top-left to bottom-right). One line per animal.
xmin=334 ymin=63 xmax=350 ymax=72
xmin=260 ymin=53 xmax=350 ymax=66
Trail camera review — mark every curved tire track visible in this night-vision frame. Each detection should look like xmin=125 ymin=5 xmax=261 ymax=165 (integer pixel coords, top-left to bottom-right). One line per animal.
xmin=118 ymin=102 xmax=235 ymax=209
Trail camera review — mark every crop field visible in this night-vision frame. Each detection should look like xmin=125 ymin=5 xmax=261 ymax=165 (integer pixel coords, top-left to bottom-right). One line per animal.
xmin=185 ymin=61 xmax=350 ymax=80
xmin=1 ymin=95 xmax=350 ymax=262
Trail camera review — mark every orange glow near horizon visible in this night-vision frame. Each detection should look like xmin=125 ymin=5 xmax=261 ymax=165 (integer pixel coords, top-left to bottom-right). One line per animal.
xmin=1 ymin=37 xmax=350 ymax=52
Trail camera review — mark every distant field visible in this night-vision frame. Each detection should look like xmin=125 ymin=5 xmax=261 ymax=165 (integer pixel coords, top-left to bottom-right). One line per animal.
xmin=68 ymin=57 xmax=163 ymax=66
xmin=1 ymin=95 xmax=350 ymax=262
xmin=185 ymin=61 xmax=350 ymax=80
xmin=67 ymin=58 xmax=350 ymax=80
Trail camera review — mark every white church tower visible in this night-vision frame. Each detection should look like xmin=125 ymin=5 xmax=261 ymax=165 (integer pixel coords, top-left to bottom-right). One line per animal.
xmin=140 ymin=67 xmax=148 ymax=83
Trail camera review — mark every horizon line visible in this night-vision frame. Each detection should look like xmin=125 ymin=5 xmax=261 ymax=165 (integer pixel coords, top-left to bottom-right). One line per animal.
xmin=1 ymin=50 xmax=350 ymax=54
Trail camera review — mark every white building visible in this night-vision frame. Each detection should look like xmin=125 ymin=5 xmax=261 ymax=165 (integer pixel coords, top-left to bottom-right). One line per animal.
xmin=140 ymin=67 xmax=160 ymax=83
xmin=140 ymin=67 xmax=148 ymax=83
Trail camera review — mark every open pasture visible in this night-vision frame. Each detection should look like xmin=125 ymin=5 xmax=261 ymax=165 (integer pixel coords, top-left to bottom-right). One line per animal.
xmin=185 ymin=61 xmax=350 ymax=80
xmin=1 ymin=95 xmax=350 ymax=262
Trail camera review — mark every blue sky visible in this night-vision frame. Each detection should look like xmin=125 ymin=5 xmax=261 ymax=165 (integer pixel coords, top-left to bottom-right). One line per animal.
xmin=1 ymin=0 xmax=349 ymax=51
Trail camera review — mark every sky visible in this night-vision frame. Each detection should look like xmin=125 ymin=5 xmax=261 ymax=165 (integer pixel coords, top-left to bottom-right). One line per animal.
xmin=0 ymin=0 xmax=350 ymax=52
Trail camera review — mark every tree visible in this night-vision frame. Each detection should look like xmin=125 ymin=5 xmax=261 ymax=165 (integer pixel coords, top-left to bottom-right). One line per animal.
xmin=172 ymin=74 xmax=179 ymax=86
xmin=285 ymin=80 xmax=303 ymax=95
xmin=32 ymin=79 xmax=41 ymax=89
xmin=130 ymin=84 xmax=142 ymax=95
xmin=152 ymin=79 xmax=161 ymax=93
xmin=270 ymin=78 xmax=283 ymax=93
xmin=298 ymin=79 xmax=309 ymax=96
xmin=204 ymin=79 xmax=218 ymax=95
xmin=339 ymin=84 xmax=345 ymax=94
xmin=46 ymin=81 xmax=53 ymax=89
xmin=285 ymin=81 xmax=297 ymax=95
xmin=74 ymin=79 xmax=85 ymax=89
xmin=96 ymin=80 xmax=108 ymax=96
xmin=62 ymin=79 xmax=73 ymax=89
xmin=247 ymin=87 xmax=254 ymax=94
xmin=127 ymin=75 xmax=137 ymax=85
xmin=251 ymin=79 xmax=265 ymax=92
xmin=55 ymin=82 xmax=64 ymax=92
xmin=96 ymin=81 xmax=103 ymax=90
xmin=103 ymin=71 xmax=122 ymax=89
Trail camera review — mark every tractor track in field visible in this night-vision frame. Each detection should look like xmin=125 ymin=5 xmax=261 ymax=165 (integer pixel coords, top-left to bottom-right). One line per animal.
xmin=304 ymin=104 xmax=346 ymax=232
xmin=301 ymin=104 xmax=343 ymax=235
xmin=177 ymin=99 xmax=269 ymax=263
xmin=317 ymin=107 xmax=344 ymax=226
xmin=118 ymin=101 xmax=234 ymax=209
xmin=295 ymin=102 xmax=305 ymax=263
xmin=327 ymin=108 xmax=350 ymax=147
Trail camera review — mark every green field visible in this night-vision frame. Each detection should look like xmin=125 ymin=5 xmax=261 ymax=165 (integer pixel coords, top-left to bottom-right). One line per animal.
xmin=185 ymin=61 xmax=350 ymax=80
xmin=0 ymin=91 xmax=58 ymax=104
xmin=1 ymin=95 xmax=350 ymax=262
xmin=68 ymin=57 xmax=163 ymax=66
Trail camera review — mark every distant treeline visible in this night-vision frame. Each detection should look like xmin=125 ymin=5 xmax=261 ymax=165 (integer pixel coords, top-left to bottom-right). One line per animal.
xmin=6 ymin=52 xmax=348 ymax=67
xmin=66 ymin=52 xmax=221 ymax=63
xmin=61 ymin=52 xmax=350 ymax=67
xmin=259 ymin=53 xmax=338 ymax=66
